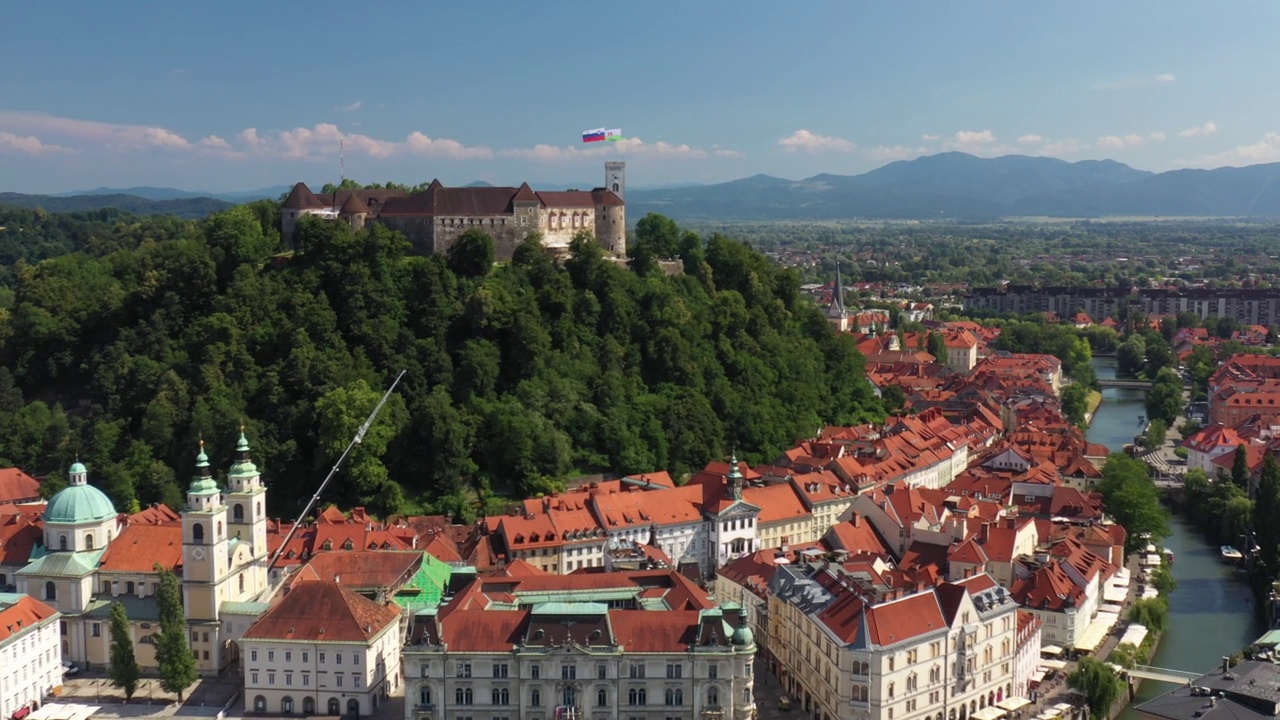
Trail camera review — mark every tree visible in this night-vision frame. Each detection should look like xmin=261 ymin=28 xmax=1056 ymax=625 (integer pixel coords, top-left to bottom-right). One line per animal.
xmin=1116 ymin=336 xmax=1146 ymax=377
xmin=1232 ymin=443 xmax=1252 ymax=491
xmin=1146 ymin=418 xmax=1167 ymax=449
xmin=1254 ymin=454 xmax=1280 ymax=590
xmin=446 ymin=229 xmax=495 ymax=278
xmin=1145 ymin=368 xmax=1184 ymax=425
xmin=634 ymin=213 xmax=681 ymax=258
xmin=108 ymin=601 xmax=140 ymax=701
xmin=154 ymin=566 xmax=197 ymax=701
xmin=1060 ymin=383 xmax=1089 ymax=427
xmin=881 ymin=385 xmax=908 ymax=415
xmin=1097 ymin=454 xmax=1170 ymax=554
xmin=1068 ymin=657 xmax=1123 ymax=719
xmin=926 ymin=332 xmax=947 ymax=363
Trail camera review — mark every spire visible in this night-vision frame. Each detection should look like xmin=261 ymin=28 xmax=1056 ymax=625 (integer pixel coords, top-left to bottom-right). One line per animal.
xmin=196 ymin=438 xmax=211 ymax=476
xmin=236 ymin=424 xmax=251 ymax=455
xmin=69 ymin=459 xmax=88 ymax=486
xmin=727 ymin=451 xmax=744 ymax=501
xmin=828 ymin=263 xmax=848 ymax=319
xmin=189 ymin=437 xmax=219 ymax=497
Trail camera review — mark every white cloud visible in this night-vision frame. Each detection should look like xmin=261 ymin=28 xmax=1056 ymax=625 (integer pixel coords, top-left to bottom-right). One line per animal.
xmin=1091 ymin=74 xmax=1178 ymax=91
xmin=942 ymin=130 xmax=1011 ymax=155
xmin=501 ymin=137 xmax=711 ymax=162
xmin=1148 ymin=131 xmax=1167 ymax=142
xmin=1096 ymin=132 xmax=1157 ymax=149
xmin=1179 ymin=121 xmax=1218 ymax=138
xmin=1017 ymin=134 xmax=1043 ymax=144
xmin=1192 ymin=132 xmax=1280 ymax=167
xmin=1038 ymin=138 xmax=1090 ymax=155
xmin=334 ymin=101 xmax=363 ymax=112
xmin=778 ymin=129 xmax=856 ymax=154
xmin=0 ymin=131 xmax=71 ymax=155
xmin=712 ymin=145 xmax=745 ymax=158
xmin=922 ymin=134 xmax=940 ymax=141
xmin=865 ymin=145 xmax=928 ymax=162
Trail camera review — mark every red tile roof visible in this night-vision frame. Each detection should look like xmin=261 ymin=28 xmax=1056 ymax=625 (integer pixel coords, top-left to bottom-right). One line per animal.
xmin=98 ymin=523 xmax=184 ymax=573
xmin=291 ymin=550 xmax=423 ymax=591
xmin=743 ymin=483 xmax=808 ymax=524
xmin=0 ymin=469 xmax=40 ymax=505
xmin=0 ymin=595 xmax=58 ymax=641
xmin=244 ymin=581 xmax=401 ymax=642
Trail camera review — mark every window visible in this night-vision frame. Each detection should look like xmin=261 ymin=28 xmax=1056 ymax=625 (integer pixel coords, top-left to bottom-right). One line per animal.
xmin=59 ymin=536 xmax=67 ymax=551
xmin=457 ymin=662 xmax=471 ymax=678
xmin=85 ymin=533 xmax=94 ymax=549
xmin=233 ymin=504 xmax=244 ymax=522
xmin=191 ymin=630 xmax=200 ymax=643
xmin=319 ymin=652 xmax=326 ymax=664
xmin=302 ymin=651 xmax=309 ymax=663
xmin=353 ymin=653 xmax=360 ymax=665
xmin=281 ymin=697 xmax=294 ymax=714
xmin=285 ymin=674 xmax=293 ymax=686
xmin=666 ymin=663 xmax=682 ymax=679
xmin=302 ymin=675 xmax=309 ymax=686
xmin=335 ymin=675 xmax=343 ymax=688
xmin=709 ymin=664 xmax=718 ymax=679
xmin=598 ymin=663 xmax=607 ymax=679
xmin=493 ymin=663 xmax=508 ymax=678
xmin=455 ymin=688 xmax=473 ymax=706
xmin=268 ymin=673 xmax=275 ymax=685
xmin=354 ymin=676 xmax=362 ymax=689
xmin=628 ymin=688 xmax=647 ymax=706
xmin=530 ymin=664 xmax=541 ymax=679
xmin=664 ymin=689 xmax=683 ymax=706
xmin=268 ymin=651 xmax=275 ymax=662
xmin=708 ymin=687 xmax=720 ymax=707
xmin=629 ymin=663 xmax=645 ymax=678
xmin=251 ymin=650 xmax=258 ymax=662
xmin=561 ymin=664 xmax=576 ymax=679
xmin=91 ymin=623 xmax=101 ymax=638
xmin=491 ymin=688 xmax=510 ymax=706
xmin=285 ymin=651 xmax=292 ymax=663
xmin=531 ymin=689 xmax=541 ymax=707
xmin=335 ymin=652 xmax=342 ymax=665
xmin=598 ymin=688 xmax=608 ymax=707
xmin=251 ymin=673 xmax=259 ymax=685
xmin=254 ymin=696 xmax=266 ymax=712
xmin=192 ymin=523 xmax=204 ymax=543
xmin=45 ymin=582 xmax=56 ymax=601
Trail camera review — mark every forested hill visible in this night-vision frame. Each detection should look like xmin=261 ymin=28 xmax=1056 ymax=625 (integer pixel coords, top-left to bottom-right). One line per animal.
xmin=0 ymin=192 xmax=232 ymax=218
xmin=0 ymin=204 xmax=882 ymax=520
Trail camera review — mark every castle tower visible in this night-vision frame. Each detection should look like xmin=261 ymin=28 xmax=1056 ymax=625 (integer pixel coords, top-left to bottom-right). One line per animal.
xmin=727 ymin=452 xmax=744 ymax=501
xmin=595 ymin=162 xmax=627 ymax=256
xmin=226 ymin=428 xmax=269 ymax=597
xmin=338 ymin=193 xmax=369 ymax=232
xmin=605 ymin=161 xmax=626 ymax=202
xmin=827 ymin=263 xmax=850 ymax=332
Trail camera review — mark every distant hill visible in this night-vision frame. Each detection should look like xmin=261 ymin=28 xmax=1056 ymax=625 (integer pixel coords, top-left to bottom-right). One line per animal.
xmin=0 ymin=193 xmax=232 ymax=219
xmin=626 ymin=152 xmax=1280 ymax=221
xmin=58 ymin=185 xmax=292 ymax=203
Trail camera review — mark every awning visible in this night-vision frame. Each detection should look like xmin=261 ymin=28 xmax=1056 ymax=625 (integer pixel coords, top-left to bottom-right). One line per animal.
xmin=1141 ymin=586 xmax=1159 ymax=599
xmin=1042 ymin=659 xmax=1068 ymax=670
xmin=1142 ymin=554 xmax=1162 ymax=566
xmin=973 ymin=707 xmax=1006 ymax=720
xmin=999 ymin=697 xmax=1034 ymax=712
xmin=1030 ymin=668 xmax=1048 ymax=683
xmin=1074 ymin=610 xmax=1121 ymax=651
xmin=12 ymin=707 xmax=30 ymax=720
xmin=1119 ymin=623 xmax=1148 ymax=648
xmin=1041 ymin=644 xmax=1064 ymax=657
xmin=1103 ymin=582 xmax=1129 ymax=604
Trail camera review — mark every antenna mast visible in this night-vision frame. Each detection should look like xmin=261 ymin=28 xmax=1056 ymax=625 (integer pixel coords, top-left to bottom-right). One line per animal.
xmin=340 ymin=138 xmax=345 ymax=185
xmin=268 ymin=369 xmax=406 ymax=569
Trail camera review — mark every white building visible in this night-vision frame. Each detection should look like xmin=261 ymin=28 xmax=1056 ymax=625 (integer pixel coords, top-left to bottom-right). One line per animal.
xmin=0 ymin=592 xmax=60 ymax=720
xmin=768 ymin=566 xmax=1024 ymax=720
xmin=238 ymin=580 xmax=403 ymax=717
xmin=404 ymin=570 xmax=756 ymax=720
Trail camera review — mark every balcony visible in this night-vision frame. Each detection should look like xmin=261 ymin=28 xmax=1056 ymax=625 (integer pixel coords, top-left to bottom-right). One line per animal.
xmin=413 ymin=703 xmax=435 ymax=712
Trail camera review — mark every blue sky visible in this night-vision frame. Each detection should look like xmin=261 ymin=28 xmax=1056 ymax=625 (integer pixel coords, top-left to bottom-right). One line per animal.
xmin=2 ymin=1 xmax=1277 ymax=193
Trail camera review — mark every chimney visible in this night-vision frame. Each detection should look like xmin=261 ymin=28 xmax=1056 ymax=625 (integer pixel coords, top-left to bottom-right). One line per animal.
xmin=1223 ymin=656 xmax=1230 ymax=673
xmin=981 ymin=522 xmax=992 ymax=544
xmin=851 ymin=514 xmax=860 ymax=528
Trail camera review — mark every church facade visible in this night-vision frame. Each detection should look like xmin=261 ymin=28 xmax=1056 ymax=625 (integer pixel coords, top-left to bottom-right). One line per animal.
xmin=281 ymin=162 xmax=627 ymax=261
xmin=15 ymin=434 xmax=271 ymax=675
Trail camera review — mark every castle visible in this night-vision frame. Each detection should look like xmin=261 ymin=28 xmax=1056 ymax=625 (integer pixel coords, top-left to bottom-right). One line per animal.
xmin=15 ymin=434 xmax=270 ymax=674
xmin=281 ymin=162 xmax=627 ymax=260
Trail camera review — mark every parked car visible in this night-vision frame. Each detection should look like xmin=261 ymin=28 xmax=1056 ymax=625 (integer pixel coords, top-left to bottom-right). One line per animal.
xmin=62 ymin=661 xmax=79 ymax=676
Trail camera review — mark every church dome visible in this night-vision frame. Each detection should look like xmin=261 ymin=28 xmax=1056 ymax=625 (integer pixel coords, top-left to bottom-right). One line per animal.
xmin=69 ymin=461 xmax=87 ymax=475
xmin=45 ymin=483 xmax=116 ymax=525
xmin=731 ymin=613 xmax=754 ymax=648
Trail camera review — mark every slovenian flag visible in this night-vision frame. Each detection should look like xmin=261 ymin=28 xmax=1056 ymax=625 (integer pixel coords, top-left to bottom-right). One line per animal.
xmin=582 ymin=128 xmax=607 ymax=143
xmin=605 ymin=129 xmax=622 ymax=141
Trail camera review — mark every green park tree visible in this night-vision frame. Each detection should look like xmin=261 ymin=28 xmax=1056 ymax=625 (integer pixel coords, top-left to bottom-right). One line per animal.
xmin=154 ymin=566 xmax=197 ymax=701
xmin=926 ymin=332 xmax=948 ymax=363
xmin=1145 ymin=368 xmax=1185 ymax=425
xmin=1068 ymin=657 xmax=1124 ymax=719
xmin=1253 ymin=454 xmax=1280 ymax=591
xmin=1232 ymin=443 xmax=1252 ymax=491
xmin=108 ymin=601 xmax=140 ymax=701
xmin=1097 ymin=454 xmax=1170 ymax=554
xmin=446 ymin=229 xmax=495 ymax=278
xmin=1146 ymin=418 xmax=1167 ymax=449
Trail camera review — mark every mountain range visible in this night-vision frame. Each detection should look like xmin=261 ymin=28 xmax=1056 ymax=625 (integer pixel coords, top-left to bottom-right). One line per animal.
xmin=10 ymin=153 xmax=1280 ymax=221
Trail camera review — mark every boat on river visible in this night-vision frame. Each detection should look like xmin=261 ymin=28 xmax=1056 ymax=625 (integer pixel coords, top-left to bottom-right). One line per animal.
xmin=1221 ymin=545 xmax=1244 ymax=564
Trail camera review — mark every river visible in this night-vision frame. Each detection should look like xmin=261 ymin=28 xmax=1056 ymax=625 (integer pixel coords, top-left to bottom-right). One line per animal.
xmin=1086 ymin=358 xmax=1264 ymax=719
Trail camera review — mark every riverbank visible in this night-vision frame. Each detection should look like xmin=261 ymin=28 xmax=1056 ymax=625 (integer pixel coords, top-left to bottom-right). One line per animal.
xmin=1085 ymin=390 xmax=1103 ymax=424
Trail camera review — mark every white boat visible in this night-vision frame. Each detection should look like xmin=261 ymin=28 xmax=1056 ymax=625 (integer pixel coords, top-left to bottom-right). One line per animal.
xmin=1221 ymin=545 xmax=1244 ymax=564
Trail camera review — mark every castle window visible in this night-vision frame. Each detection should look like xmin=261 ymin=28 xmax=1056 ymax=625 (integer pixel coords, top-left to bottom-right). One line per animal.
xmin=126 ymin=581 xmax=135 ymax=595
xmin=45 ymin=582 xmax=56 ymax=600
xmin=192 ymin=523 xmax=205 ymax=544
xmin=59 ymin=535 xmax=67 ymax=551
xmin=85 ymin=533 xmax=94 ymax=550
xmin=216 ymin=522 xmax=222 ymax=538
xmin=233 ymin=504 xmax=244 ymax=522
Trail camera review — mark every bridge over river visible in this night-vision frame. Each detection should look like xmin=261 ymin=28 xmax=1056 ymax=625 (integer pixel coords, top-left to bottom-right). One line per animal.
xmin=1097 ymin=378 xmax=1154 ymax=389
xmin=1123 ymin=665 xmax=1204 ymax=684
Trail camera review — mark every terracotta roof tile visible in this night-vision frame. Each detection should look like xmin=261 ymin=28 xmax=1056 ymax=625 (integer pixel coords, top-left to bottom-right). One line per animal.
xmin=98 ymin=523 xmax=183 ymax=573
xmin=0 ymin=595 xmax=57 ymax=641
xmin=244 ymin=581 xmax=400 ymax=642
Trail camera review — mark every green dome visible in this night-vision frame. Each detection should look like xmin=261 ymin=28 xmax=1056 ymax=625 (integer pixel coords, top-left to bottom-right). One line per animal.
xmin=45 ymin=483 xmax=117 ymax=525
xmin=732 ymin=614 xmax=754 ymax=648
xmin=69 ymin=462 xmax=87 ymax=475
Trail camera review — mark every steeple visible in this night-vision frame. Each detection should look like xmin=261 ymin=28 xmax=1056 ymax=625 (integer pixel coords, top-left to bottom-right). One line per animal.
xmin=727 ymin=452 xmax=744 ymax=501
xmin=68 ymin=460 xmax=87 ymax=487
xmin=187 ymin=438 xmax=222 ymax=510
xmin=828 ymin=263 xmax=848 ymax=320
